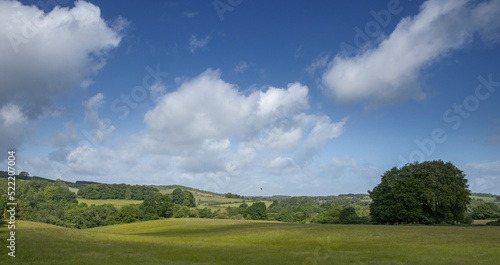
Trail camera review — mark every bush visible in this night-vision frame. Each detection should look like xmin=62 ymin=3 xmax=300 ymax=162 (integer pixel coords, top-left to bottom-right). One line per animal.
xmin=340 ymin=207 xmax=361 ymax=224
xmin=173 ymin=206 xmax=190 ymax=218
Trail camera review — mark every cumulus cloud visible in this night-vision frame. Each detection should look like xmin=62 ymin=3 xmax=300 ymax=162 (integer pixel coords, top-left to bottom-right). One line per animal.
xmin=0 ymin=0 xmax=124 ymax=151
xmin=189 ymin=35 xmax=210 ymax=53
xmin=0 ymin=1 xmax=124 ymax=117
xmin=143 ymin=69 xmax=319 ymax=153
xmin=23 ymin=68 xmax=347 ymax=194
xmin=66 ymin=145 xmax=115 ymax=175
xmin=267 ymin=157 xmax=299 ymax=175
xmin=141 ymin=69 xmax=346 ymax=180
xmin=296 ymin=116 xmax=347 ymax=163
xmin=322 ymin=0 xmax=500 ymax=106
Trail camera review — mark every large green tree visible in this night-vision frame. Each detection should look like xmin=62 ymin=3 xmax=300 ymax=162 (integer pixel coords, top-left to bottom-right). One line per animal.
xmin=172 ymin=188 xmax=184 ymax=205
xmin=369 ymin=161 xmax=471 ymax=224
xmin=141 ymin=194 xmax=174 ymax=219
xmin=182 ymin=190 xmax=196 ymax=207
xmin=246 ymin=202 xmax=268 ymax=220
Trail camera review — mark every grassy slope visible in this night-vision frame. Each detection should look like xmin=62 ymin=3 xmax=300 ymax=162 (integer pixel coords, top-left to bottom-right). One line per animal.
xmin=1 ymin=219 xmax=499 ymax=265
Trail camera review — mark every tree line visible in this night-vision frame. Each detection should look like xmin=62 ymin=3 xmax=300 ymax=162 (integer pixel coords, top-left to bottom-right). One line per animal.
xmin=0 ymin=179 xmax=199 ymax=229
xmin=2 ymin=160 xmax=499 ymax=228
xmin=77 ymin=183 xmax=161 ymax=200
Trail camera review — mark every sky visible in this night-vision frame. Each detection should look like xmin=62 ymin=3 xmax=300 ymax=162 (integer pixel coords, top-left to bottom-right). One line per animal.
xmin=1 ymin=0 xmax=500 ymax=196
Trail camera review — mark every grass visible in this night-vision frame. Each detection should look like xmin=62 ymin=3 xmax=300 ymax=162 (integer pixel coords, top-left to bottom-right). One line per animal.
xmin=1 ymin=219 xmax=499 ymax=264
xmin=473 ymin=219 xmax=498 ymax=225
xmin=73 ymin=192 xmax=269 ymax=211
xmin=77 ymin=199 xmax=143 ymax=208
xmin=68 ymin=187 xmax=79 ymax=194
xmin=471 ymin=195 xmax=497 ymax=202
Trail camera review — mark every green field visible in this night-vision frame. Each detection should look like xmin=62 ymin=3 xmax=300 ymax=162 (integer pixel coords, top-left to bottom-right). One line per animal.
xmin=471 ymin=195 xmax=499 ymax=203
xmin=1 ymin=219 xmax=499 ymax=264
xmin=77 ymin=199 xmax=143 ymax=208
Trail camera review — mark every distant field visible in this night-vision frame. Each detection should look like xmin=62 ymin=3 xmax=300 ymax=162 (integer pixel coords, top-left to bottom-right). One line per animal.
xmin=471 ymin=195 xmax=498 ymax=202
xmin=1 ymin=219 xmax=499 ymax=264
xmin=473 ymin=219 xmax=497 ymax=225
xmin=157 ymin=187 xmax=272 ymax=210
xmin=77 ymin=199 xmax=143 ymax=208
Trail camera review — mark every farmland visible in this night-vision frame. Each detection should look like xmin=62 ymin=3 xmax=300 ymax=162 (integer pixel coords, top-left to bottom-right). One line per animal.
xmin=1 ymin=219 xmax=499 ymax=264
xmin=73 ymin=185 xmax=272 ymax=211
xmin=76 ymin=198 xmax=143 ymax=209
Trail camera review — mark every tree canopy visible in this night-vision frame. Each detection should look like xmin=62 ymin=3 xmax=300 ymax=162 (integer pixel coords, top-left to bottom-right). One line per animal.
xmin=77 ymin=184 xmax=161 ymax=200
xmin=369 ymin=161 xmax=471 ymax=224
xmin=471 ymin=202 xmax=500 ymax=220
xmin=246 ymin=202 xmax=268 ymax=220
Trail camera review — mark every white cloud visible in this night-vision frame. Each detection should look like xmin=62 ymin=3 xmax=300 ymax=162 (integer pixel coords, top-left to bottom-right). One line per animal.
xmin=189 ymin=35 xmax=210 ymax=53
xmin=24 ymin=69 xmax=347 ymax=195
xmin=50 ymin=122 xmax=80 ymax=148
xmin=0 ymin=104 xmax=28 ymax=152
xmin=295 ymin=115 xmax=347 ymax=163
xmin=267 ymin=157 xmax=299 ymax=175
xmin=0 ymin=0 xmax=124 ymax=150
xmin=463 ymin=160 xmax=500 ymax=193
xmin=143 ymin=69 xmax=328 ymax=155
xmin=149 ymin=81 xmax=166 ymax=101
xmin=83 ymin=93 xmax=115 ymax=145
xmin=66 ymin=145 xmax=115 ymax=175
xmin=265 ymin=126 xmax=302 ymax=153
xmin=234 ymin=61 xmax=249 ymax=73
xmin=139 ymin=69 xmax=347 ymax=189
xmin=80 ymin=79 xmax=94 ymax=89
xmin=143 ymin=69 xmax=249 ymax=151
xmin=305 ymin=52 xmax=330 ymax=75
xmin=322 ymin=0 xmax=500 ymax=106
xmin=202 ymin=138 xmax=231 ymax=151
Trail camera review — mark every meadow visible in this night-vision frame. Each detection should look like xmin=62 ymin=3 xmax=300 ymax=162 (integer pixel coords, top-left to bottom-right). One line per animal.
xmin=76 ymin=198 xmax=143 ymax=209
xmin=1 ymin=219 xmax=499 ymax=265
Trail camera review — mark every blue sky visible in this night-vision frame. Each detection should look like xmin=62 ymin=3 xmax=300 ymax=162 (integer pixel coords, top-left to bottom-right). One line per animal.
xmin=1 ymin=0 xmax=500 ymax=195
